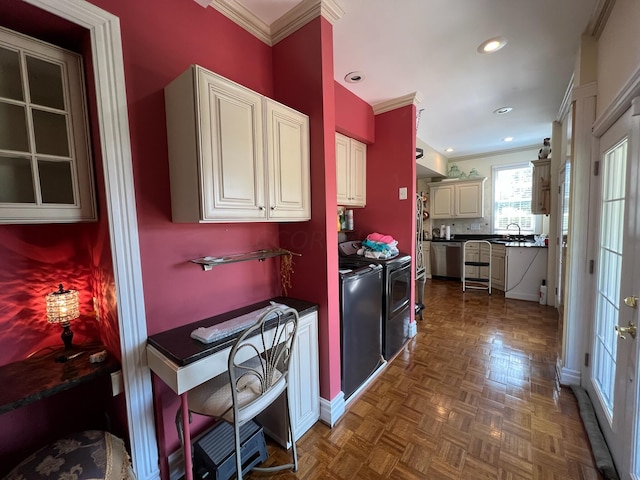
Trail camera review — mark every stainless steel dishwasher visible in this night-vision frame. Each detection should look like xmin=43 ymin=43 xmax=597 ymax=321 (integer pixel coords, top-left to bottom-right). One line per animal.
xmin=430 ymin=241 xmax=462 ymax=279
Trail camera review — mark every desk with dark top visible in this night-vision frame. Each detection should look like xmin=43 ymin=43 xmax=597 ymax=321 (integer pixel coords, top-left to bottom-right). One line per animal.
xmin=146 ymin=296 xmax=318 ymax=480
xmin=0 ymin=345 xmax=120 ymax=415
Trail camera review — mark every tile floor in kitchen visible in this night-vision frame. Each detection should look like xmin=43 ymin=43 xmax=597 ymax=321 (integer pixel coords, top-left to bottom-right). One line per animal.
xmin=250 ymin=279 xmax=602 ymax=479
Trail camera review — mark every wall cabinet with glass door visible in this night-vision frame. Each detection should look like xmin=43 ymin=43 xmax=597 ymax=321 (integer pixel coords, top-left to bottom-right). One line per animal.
xmin=429 ymin=178 xmax=486 ymax=219
xmin=0 ymin=27 xmax=96 ymax=223
xmin=336 ymin=133 xmax=366 ymax=207
xmin=164 ymin=65 xmax=310 ymax=223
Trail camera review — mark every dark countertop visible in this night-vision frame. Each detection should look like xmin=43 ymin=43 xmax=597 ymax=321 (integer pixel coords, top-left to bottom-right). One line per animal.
xmin=147 ymin=297 xmax=318 ymax=366
xmin=430 ymin=234 xmax=548 ymax=248
xmin=0 ymin=344 xmax=120 ymax=414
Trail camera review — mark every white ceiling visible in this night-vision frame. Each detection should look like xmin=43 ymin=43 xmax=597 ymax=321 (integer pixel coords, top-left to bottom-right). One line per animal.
xmin=234 ymin=0 xmax=598 ymax=160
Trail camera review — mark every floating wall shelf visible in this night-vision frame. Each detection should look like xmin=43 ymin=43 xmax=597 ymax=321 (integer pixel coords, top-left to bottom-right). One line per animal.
xmin=191 ymin=248 xmax=300 ymax=271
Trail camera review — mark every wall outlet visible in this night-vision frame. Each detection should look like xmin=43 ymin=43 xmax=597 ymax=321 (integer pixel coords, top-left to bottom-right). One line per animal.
xmin=399 ymin=187 xmax=408 ymax=200
xmin=111 ymin=370 xmax=124 ymax=396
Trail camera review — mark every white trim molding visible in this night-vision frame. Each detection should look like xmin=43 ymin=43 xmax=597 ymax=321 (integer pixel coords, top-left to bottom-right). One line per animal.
xmin=319 ymin=392 xmax=345 ymax=427
xmin=272 ymin=0 xmax=344 ymax=44
xmin=202 ymin=0 xmax=345 ymax=46
xmin=593 ymin=66 xmax=640 ymax=136
xmin=373 ymin=92 xmax=424 ymax=115
xmin=23 ymin=1 xmax=159 ymax=480
xmin=563 ymin=83 xmax=597 ymax=393
xmin=558 ymin=366 xmax=582 ymax=386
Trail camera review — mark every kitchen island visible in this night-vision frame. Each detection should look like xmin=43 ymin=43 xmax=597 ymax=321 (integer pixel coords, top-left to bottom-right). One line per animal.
xmin=503 ymin=244 xmax=548 ymax=302
xmin=449 ymin=235 xmax=548 ymax=301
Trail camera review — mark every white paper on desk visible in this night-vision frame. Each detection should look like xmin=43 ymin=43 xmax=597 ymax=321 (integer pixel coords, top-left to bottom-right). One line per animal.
xmin=190 ymin=302 xmax=288 ymax=344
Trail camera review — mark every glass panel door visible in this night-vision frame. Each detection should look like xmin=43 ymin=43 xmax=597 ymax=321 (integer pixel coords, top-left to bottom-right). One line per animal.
xmin=592 ymin=137 xmax=626 ymax=419
xmin=587 ymin=106 xmax=640 ymax=479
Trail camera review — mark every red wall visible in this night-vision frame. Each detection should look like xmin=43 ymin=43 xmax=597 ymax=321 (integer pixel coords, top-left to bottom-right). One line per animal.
xmin=273 ymin=18 xmax=341 ymax=400
xmin=2 ymin=1 xmax=419 ymax=475
xmin=357 ymin=106 xmax=418 ymax=312
xmin=0 ymin=2 xmax=125 ymax=472
xmin=335 ymin=82 xmax=375 ymax=144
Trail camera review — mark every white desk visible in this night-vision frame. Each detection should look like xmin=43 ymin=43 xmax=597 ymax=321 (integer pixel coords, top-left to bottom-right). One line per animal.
xmin=146 ymin=297 xmax=318 ymax=480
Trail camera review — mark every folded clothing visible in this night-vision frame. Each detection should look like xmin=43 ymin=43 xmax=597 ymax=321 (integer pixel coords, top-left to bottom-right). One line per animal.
xmin=366 ymin=232 xmax=395 ymax=244
xmin=360 ymin=238 xmax=399 ymax=259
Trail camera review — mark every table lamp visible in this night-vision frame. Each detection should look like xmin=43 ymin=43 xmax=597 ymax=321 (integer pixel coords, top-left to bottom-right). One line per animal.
xmin=46 ymin=284 xmax=80 ymax=350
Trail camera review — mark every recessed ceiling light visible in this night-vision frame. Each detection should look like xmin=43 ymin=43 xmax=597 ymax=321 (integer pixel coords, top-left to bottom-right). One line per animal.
xmin=493 ymin=106 xmax=513 ymax=115
xmin=503 ymin=136 xmax=514 ymax=142
xmin=445 ymin=148 xmax=455 ymax=153
xmin=345 ymin=71 xmax=365 ymax=83
xmin=477 ymin=37 xmax=507 ymax=54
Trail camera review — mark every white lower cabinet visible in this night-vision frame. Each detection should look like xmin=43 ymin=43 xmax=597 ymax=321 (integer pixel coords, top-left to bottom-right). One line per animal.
xmin=491 ymin=245 xmax=506 ymax=291
xmin=257 ymin=310 xmax=319 ymax=446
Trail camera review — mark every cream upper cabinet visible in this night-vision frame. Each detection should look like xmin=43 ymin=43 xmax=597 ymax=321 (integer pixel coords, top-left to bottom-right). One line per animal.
xmin=430 ymin=183 xmax=455 ymax=218
xmin=164 ymin=65 xmax=310 ymax=223
xmin=429 ymin=177 xmax=486 ymax=219
xmin=0 ymin=27 xmax=96 ymax=224
xmin=336 ymin=132 xmax=366 ymax=207
xmin=265 ymin=99 xmax=310 ymax=220
xmin=531 ymin=158 xmax=551 ymax=215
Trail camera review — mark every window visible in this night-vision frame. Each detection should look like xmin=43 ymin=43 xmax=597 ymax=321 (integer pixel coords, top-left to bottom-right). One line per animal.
xmin=492 ymin=163 xmax=539 ymax=234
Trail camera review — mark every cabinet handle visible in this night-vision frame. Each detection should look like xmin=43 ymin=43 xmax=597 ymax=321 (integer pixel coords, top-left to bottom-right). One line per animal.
xmin=271 ymin=206 xmax=277 ymax=211
xmin=259 ymin=206 xmax=265 ymax=211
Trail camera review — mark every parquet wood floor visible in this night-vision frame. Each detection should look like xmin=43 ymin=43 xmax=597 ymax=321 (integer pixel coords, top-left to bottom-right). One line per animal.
xmin=251 ymin=279 xmax=601 ymax=479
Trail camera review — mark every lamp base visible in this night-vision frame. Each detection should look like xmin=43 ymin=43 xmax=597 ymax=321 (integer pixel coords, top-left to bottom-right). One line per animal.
xmin=61 ymin=323 xmax=74 ymax=350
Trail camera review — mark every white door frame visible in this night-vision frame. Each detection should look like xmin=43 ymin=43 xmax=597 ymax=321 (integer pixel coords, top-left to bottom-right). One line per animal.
xmin=23 ymin=1 xmax=160 ymax=479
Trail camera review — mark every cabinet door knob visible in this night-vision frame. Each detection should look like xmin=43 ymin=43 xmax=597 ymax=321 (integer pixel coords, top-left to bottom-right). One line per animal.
xmin=271 ymin=206 xmax=277 ymax=210
xmin=258 ymin=206 xmax=265 ymax=211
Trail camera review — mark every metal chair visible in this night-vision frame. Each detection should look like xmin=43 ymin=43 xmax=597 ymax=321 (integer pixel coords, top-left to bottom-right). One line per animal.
xmin=177 ymin=305 xmax=299 ymax=479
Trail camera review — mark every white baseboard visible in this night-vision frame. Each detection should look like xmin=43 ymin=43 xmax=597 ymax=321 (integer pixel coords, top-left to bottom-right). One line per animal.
xmin=558 ymin=366 xmax=581 ymax=386
xmin=408 ymin=321 xmax=417 ymax=338
xmin=319 ymin=392 xmax=345 ymax=427
xmin=504 ymin=291 xmax=539 ymax=302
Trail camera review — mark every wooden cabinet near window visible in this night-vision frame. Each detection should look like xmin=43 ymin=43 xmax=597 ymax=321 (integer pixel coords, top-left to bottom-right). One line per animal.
xmin=429 ymin=177 xmax=486 ymax=219
xmin=336 ymin=133 xmax=366 ymax=207
xmin=531 ymin=158 xmax=552 ymax=215
xmin=491 ymin=244 xmax=506 ymax=291
xmin=0 ymin=27 xmax=96 ymax=224
xmin=164 ymin=65 xmax=310 ymax=223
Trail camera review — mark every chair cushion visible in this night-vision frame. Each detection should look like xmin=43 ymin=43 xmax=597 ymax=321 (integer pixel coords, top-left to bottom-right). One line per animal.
xmin=2 ymin=430 xmax=135 ymax=480
xmin=188 ymin=356 xmax=284 ymax=423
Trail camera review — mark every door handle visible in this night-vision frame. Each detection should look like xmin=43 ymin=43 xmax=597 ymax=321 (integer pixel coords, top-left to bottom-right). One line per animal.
xmin=624 ymin=295 xmax=638 ymax=308
xmin=615 ymin=322 xmax=637 ymax=340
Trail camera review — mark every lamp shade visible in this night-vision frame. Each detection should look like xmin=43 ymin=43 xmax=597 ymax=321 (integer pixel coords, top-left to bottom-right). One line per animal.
xmin=46 ymin=284 xmax=80 ymax=325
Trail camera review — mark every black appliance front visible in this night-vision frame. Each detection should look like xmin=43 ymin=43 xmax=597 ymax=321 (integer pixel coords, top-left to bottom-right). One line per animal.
xmin=384 ymin=260 xmax=412 ymax=359
xmin=338 ymin=251 xmax=412 ymax=360
xmin=339 ymin=264 xmax=383 ymax=399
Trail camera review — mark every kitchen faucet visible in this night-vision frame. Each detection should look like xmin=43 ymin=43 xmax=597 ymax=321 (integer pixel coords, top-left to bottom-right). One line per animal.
xmin=506 ymin=223 xmax=522 ymax=241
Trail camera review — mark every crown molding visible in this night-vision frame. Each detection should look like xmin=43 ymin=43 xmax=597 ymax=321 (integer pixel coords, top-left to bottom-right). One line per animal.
xmin=448 ymin=144 xmax=539 ymax=162
xmin=373 ymin=92 xmax=423 ymax=115
xmin=208 ymin=0 xmax=272 ymax=44
xmin=585 ymin=0 xmax=615 ymax=39
xmin=272 ymin=0 xmax=344 ymax=44
xmin=203 ymin=0 xmax=344 ymax=46
xmin=557 ymin=74 xmax=574 ymax=122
